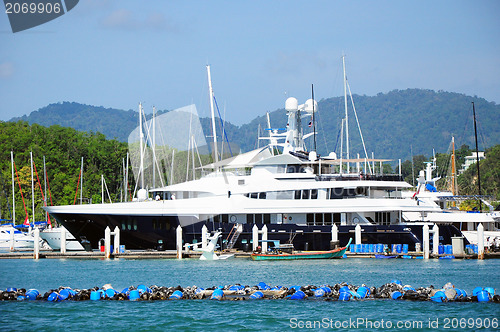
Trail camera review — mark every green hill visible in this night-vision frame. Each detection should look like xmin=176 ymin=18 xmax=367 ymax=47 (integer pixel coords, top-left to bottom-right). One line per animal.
xmin=9 ymin=89 xmax=500 ymax=162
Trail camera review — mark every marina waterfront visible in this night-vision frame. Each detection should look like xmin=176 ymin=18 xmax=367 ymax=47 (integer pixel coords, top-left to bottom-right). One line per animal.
xmin=1 ymin=258 xmax=499 ymax=331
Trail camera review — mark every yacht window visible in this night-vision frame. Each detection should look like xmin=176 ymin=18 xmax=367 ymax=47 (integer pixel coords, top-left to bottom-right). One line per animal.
xmin=307 ymin=213 xmax=314 ymax=225
xmin=315 ymin=213 xmax=323 ymax=226
xmin=324 ymin=213 xmax=332 ymax=225
xmin=264 ymin=214 xmax=271 ymax=224
xmin=259 ymin=192 xmax=267 ymax=199
xmin=247 ymin=214 xmax=253 ymax=224
xmin=244 ymin=193 xmax=249 ymax=198
xmin=133 ymin=220 xmax=137 ymax=231
xmin=255 ymin=214 xmax=263 ymax=223
xmin=294 ymin=190 xmax=301 ymax=199
xmin=251 ymin=193 xmax=258 ymax=199
xmin=183 ymin=191 xmax=189 ymax=199
xmin=302 ymin=190 xmax=310 ymax=199
xmin=330 ymin=188 xmax=343 ymax=199
xmin=222 ymin=214 xmax=228 ymax=223
xmin=356 ymin=187 xmax=367 ymax=196
xmin=311 ymin=189 xmax=318 ymax=199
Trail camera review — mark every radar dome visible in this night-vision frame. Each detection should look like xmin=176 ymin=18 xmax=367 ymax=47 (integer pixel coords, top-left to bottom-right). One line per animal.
xmin=137 ymin=189 xmax=148 ymax=202
xmin=309 ymin=151 xmax=317 ymax=161
xmin=285 ymin=97 xmax=298 ymax=111
xmin=304 ymin=99 xmax=318 ymax=114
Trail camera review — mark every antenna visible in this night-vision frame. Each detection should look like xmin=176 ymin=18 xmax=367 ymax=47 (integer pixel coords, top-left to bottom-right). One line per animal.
xmin=206 ymin=65 xmax=219 ymax=165
xmin=472 ymin=102 xmax=482 ymax=212
xmin=312 ymin=84 xmax=316 ymax=152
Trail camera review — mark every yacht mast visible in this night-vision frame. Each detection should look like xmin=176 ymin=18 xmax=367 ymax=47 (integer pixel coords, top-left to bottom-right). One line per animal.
xmin=206 ymin=65 xmax=219 ymax=165
xmin=11 ymin=151 xmax=15 ymax=225
xmin=139 ymin=102 xmax=144 ymax=189
xmin=472 ymin=102 xmax=482 ymax=212
xmin=342 ymin=55 xmax=350 ymax=173
xmin=31 ymin=151 xmax=34 ymax=224
xmin=152 ymin=106 xmax=156 ymax=189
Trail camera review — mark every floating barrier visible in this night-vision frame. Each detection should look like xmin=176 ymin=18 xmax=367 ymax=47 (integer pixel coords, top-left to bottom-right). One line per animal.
xmin=1 ymin=282 xmax=499 ymax=303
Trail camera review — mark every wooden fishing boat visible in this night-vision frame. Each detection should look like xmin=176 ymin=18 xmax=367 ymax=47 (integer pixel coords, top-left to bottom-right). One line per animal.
xmin=251 ymin=239 xmax=351 ymax=261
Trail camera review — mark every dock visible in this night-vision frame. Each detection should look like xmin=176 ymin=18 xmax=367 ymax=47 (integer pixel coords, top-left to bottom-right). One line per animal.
xmin=1 ymin=249 xmax=499 ymax=260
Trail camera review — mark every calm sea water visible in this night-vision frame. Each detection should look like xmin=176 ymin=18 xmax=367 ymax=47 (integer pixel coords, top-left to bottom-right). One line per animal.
xmin=1 ymin=258 xmax=499 ymax=331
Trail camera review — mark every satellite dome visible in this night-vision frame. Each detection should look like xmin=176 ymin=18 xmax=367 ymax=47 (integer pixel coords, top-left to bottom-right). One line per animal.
xmin=137 ymin=189 xmax=148 ymax=202
xmin=285 ymin=97 xmax=298 ymax=111
xmin=304 ymin=99 xmax=318 ymax=114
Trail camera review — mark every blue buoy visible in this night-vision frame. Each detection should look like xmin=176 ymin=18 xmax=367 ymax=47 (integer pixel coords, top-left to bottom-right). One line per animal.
xmin=472 ymin=287 xmax=483 ymax=297
xmin=430 ymin=291 xmax=446 ymax=302
xmin=128 ymin=289 xmax=140 ymax=301
xmin=391 ymin=280 xmax=402 ymax=285
xmin=250 ymin=291 xmax=264 ymax=299
xmin=105 ymin=289 xmax=117 ymax=298
xmin=403 ymin=286 xmax=416 ymax=292
xmin=289 ymin=290 xmax=305 ymax=300
xmin=289 ymin=285 xmax=301 ymax=292
xmin=477 ymin=290 xmax=490 ymax=302
xmin=195 ymin=288 xmax=204 ymax=295
xmin=210 ymin=288 xmax=224 ymax=300
xmin=120 ymin=287 xmax=130 ymax=295
xmin=229 ymin=285 xmax=244 ymax=291
xmin=6 ymin=287 xmax=17 ymax=293
xmin=391 ymin=291 xmax=402 ymax=300
xmin=338 ymin=292 xmax=351 ymax=301
xmin=402 ymin=244 xmax=409 ymax=254
xmin=339 ymin=286 xmax=350 ymax=294
xmin=169 ymin=290 xmax=183 ymax=300
xmin=357 ymin=286 xmax=369 ymax=299
xmin=17 ymin=295 xmax=26 ymax=301
xmin=47 ymin=292 xmax=59 ymax=302
xmin=314 ymin=288 xmax=325 ymax=297
xmin=258 ymin=282 xmax=270 ymax=290
xmin=321 ymin=286 xmax=332 ymax=294
xmin=137 ymin=284 xmax=148 ymax=294
xmin=90 ymin=291 xmax=101 ymax=301
xmin=59 ymin=289 xmax=71 ymax=301
xmin=484 ymin=287 xmax=495 ymax=296
xmin=26 ymin=289 xmax=39 ymax=301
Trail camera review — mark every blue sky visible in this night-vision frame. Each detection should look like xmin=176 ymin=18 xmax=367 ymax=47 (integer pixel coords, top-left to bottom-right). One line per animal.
xmin=1 ymin=0 xmax=499 ymax=124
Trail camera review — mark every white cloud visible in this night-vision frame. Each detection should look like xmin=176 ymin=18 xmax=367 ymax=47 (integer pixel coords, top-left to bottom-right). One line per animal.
xmin=100 ymin=9 xmax=178 ymax=32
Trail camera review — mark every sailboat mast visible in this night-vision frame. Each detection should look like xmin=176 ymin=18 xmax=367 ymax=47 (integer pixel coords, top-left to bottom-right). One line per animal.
xmin=31 ymin=151 xmax=34 ymax=224
xmin=342 ymin=55 xmax=350 ymax=173
xmin=152 ymin=106 xmax=156 ymax=189
xmin=11 ymin=151 xmax=15 ymax=225
xmin=206 ymin=65 xmax=219 ymax=164
xmin=80 ymin=157 xmax=83 ymax=205
xmin=139 ymin=103 xmax=144 ymax=189
xmin=472 ymin=102 xmax=482 ymax=212
xmin=312 ymin=84 xmax=316 ymax=152
xmin=451 ymin=136 xmax=457 ymax=196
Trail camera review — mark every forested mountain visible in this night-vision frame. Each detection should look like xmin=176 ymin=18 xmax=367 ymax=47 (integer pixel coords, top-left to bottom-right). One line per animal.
xmin=10 ymin=89 xmax=500 ymax=163
xmin=0 ymin=122 xmax=128 ymax=222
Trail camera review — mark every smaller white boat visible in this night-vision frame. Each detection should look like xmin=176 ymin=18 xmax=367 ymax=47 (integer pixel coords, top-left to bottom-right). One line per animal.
xmin=39 ymin=226 xmax=85 ymax=251
xmin=0 ymin=224 xmax=36 ymax=249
